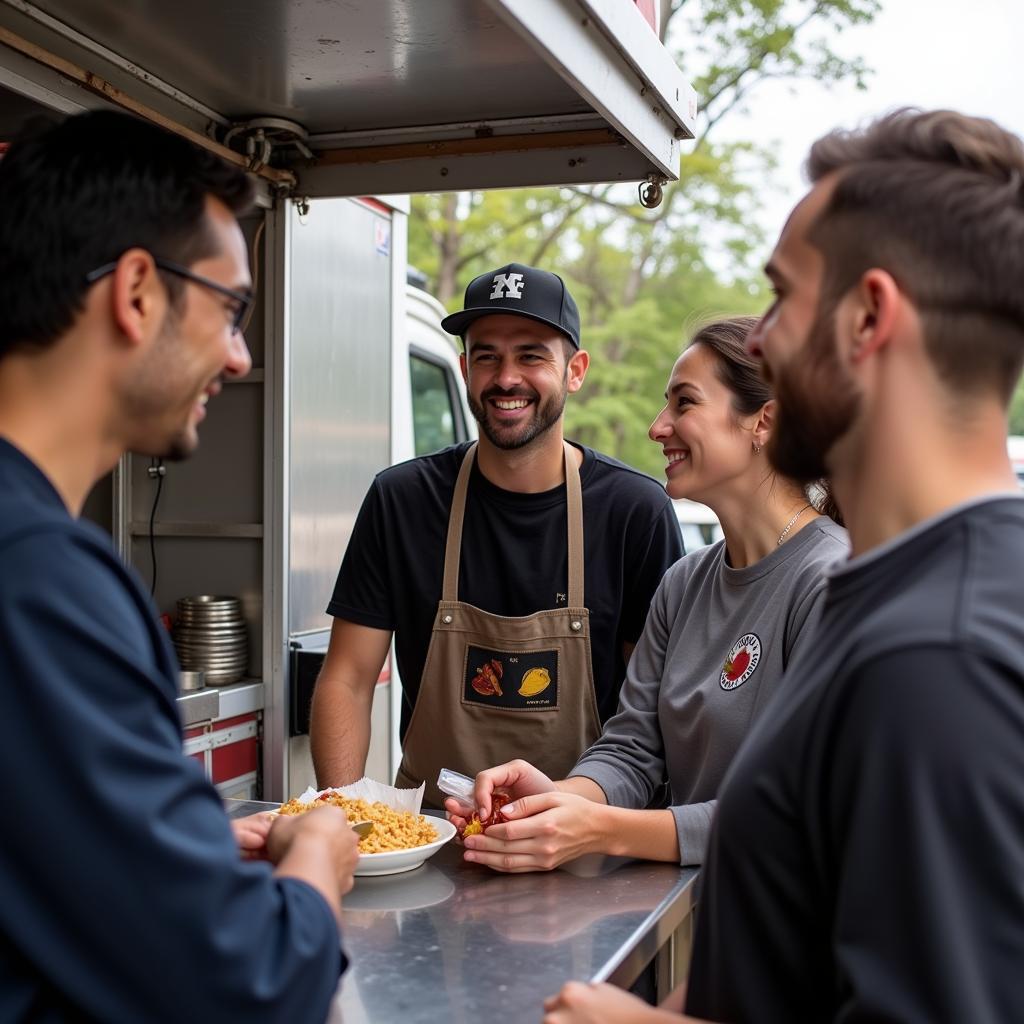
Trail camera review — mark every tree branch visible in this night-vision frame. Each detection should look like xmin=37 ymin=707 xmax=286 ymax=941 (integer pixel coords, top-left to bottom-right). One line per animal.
xmin=528 ymin=198 xmax=587 ymax=266
xmin=452 ymin=205 xmax=552 ymax=272
xmin=623 ymin=222 xmax=661 ymax=307
xmin=695 ymin=3 xmax=825 ymax=146
xmin=564 ymin=185 xmax=676 ymax=224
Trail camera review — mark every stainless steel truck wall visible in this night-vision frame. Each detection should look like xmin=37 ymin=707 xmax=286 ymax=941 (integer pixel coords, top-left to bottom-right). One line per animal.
xmin=280 ymin=196 xmax=406 ymax=797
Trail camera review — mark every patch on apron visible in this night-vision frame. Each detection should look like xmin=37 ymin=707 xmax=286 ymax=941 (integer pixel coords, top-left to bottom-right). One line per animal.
xmin=462 ymin=645 xmax=559 ymax=711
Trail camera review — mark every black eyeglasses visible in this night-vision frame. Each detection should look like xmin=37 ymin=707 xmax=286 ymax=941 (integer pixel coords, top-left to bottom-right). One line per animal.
xmin=85 ymin=256 xmax=254 ymax=335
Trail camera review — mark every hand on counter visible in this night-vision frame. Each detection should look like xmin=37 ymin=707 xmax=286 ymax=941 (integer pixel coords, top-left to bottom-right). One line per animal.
xmin=231 ymin=811 xmax=276 ymax=860
xmin=461 ymin=791 xmax=605 ymax=872
xmin=543 ymin=981 xmax=706 ymax=1024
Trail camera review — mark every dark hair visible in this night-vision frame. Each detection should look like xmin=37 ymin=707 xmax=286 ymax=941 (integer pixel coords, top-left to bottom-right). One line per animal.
xmin=688 ymin=316 xmax=768 ymax=417
xmin=806 ymin=108 xmax=1024 ymax=402
xmin=0 ymin=110 xmax=255 ymax=358
xmin=688 ymin=315 xmax=842 ymax=524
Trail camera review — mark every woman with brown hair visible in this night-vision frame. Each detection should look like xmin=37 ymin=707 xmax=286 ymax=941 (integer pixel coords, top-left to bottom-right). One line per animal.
xmin=447 ymin=315 xmax=847 ymax=870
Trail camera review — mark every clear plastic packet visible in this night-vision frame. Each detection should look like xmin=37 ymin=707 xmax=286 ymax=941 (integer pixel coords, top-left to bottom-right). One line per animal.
xmin=436 ymin=768 xmax=476 ymax=811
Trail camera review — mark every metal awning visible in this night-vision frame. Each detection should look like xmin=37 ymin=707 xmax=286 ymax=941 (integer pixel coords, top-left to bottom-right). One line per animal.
xmin=0 ymin=0 xmax=696 ymax=199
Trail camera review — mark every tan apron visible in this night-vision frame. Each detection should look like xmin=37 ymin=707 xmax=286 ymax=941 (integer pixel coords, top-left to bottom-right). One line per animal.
xmin=395 ymin=441 xmax=602 ymax=806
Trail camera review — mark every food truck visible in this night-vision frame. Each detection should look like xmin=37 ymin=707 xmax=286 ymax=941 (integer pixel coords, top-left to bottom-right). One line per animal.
xmin=0 ymin=0 xmax=695 ymax=801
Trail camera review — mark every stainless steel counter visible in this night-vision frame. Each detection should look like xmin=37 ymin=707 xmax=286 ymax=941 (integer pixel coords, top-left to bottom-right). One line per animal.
xmin=228 ymin=800 xmax=698 ymax=1023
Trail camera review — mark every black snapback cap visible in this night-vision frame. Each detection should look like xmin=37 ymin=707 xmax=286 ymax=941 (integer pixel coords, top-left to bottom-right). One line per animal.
xmin=440 ymin=262 xmax=581 ymax=349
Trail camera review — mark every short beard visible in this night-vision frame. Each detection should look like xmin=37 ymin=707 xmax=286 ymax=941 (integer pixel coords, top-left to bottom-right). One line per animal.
xmin=767 ymin=300 xmax=860 ymax=482
xmin=468 ymin=381 xmax=568 ymax=451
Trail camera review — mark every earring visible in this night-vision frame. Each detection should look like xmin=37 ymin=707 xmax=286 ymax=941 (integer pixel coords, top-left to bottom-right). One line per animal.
xmin=752 ymin=441 xmax=762 ymax=455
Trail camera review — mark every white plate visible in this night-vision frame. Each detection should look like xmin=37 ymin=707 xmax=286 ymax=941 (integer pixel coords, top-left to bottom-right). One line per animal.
xmin=355 ymin=818 xmax=457 ymax=876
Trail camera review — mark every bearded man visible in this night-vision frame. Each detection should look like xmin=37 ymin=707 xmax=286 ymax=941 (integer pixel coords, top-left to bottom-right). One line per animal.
xmin=687 ymin=109 xmax=1024 ymax=1023
xmin=544 ymin=108 xmax=1024 ymax=1024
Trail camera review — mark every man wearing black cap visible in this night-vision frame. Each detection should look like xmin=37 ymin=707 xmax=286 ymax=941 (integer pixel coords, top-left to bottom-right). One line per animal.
xmin=311 ymin=262 xmax=682 ymax=805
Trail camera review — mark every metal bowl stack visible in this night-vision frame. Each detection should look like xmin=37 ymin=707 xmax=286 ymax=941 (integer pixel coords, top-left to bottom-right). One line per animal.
xmin=173 ymin=596 xmax=248 ymax=686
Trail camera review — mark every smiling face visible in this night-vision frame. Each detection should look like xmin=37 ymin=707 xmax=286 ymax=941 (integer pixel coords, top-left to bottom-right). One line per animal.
xmin=648 ymin=342 xmax=763 ymax=504
xmin=747 ymin=180 xmax=862 ymax=482
xmin=123 ymin=196 xmax=253 ymax=459
xmin=461 ymin=314 xmax=586 ymax=451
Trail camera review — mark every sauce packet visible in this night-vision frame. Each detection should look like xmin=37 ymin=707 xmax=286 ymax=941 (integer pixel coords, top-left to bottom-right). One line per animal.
xmin=436 ymin=768 xmax=476 ymax=811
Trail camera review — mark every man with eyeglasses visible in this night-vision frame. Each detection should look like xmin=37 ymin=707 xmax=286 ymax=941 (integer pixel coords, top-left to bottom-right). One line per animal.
xmin=87 ymin=255 xmax=255 ymax=333
xmin=0 ymin=110 xmax=357 ymax=1022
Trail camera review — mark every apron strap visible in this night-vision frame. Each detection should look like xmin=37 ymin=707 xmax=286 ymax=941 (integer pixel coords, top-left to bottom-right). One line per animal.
xmin=564 ymin=441 xmax=584 ymax=608
xmin=442 ymin=443 xmax=477 ymax=602
xmin=442 ymin=441 xmax=586 ymax=606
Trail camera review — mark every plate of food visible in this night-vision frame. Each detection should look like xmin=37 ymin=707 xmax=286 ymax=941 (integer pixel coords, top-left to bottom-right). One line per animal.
xmin=277 ymin=780 xmax=456 ymax=876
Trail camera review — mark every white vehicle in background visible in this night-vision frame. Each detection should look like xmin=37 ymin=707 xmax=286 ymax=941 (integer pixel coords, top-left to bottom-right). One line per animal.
xmin=396 ymin=277 xmax=477 ymax=464
xmin=674 ymin=499 xmax=723 ymax=552
xmin=1007 ymin=435 xmax=1024 ymax=488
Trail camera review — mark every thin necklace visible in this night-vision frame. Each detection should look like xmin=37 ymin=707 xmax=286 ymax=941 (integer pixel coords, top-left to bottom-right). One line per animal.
xmin=777 ymin=503 xmax=813 ymax=547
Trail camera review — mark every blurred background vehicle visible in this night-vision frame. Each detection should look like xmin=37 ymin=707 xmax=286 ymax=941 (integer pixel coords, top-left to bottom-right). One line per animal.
xmin=674 ymin=499 xmax=723 ymax=552
xmin=403 ymin=272 xmax=476 ymax=460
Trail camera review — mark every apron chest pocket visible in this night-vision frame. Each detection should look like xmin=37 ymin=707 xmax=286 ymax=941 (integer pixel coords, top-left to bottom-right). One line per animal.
xmin=462 ymin=644 xmax=560 ymax=711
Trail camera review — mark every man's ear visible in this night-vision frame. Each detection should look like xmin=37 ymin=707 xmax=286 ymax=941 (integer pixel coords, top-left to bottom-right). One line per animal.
xmin=566 ymin=348 xmax=589 ymax=393
xmin=459 ymin=350 xmax=468 ymax=385
xmin=110 ymin=249 xmax=165 ymax=347
xmin=849 ymin=268 xmax=900 ymax=364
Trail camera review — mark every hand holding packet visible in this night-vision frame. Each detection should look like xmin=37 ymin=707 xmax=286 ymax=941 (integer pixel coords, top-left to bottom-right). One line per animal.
xmin=437 ymin=768 xmax=512 ymax=839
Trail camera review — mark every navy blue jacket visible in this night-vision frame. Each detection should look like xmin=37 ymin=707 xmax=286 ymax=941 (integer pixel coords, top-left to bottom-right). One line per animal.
xmin=0 ymin=438 xmax=344 ymax=1023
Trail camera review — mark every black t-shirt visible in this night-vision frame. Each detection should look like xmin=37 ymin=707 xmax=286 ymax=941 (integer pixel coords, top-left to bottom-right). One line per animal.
xmin=686 ymin=497 xmax=1024 ymax=1023
xmin=328 ymin=441 xmax=683 ymax=737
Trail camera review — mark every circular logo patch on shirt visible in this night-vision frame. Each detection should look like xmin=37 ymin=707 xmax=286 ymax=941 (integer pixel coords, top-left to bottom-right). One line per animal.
xmin=720 ymin=633 xmax=761 ymax=690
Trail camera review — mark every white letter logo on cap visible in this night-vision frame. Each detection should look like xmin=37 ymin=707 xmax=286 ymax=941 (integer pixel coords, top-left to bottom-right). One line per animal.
xmin=490 ymin=272 xmax=525 ymax=299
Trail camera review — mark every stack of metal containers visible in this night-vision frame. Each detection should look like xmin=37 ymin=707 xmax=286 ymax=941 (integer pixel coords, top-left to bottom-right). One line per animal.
xmin=173 ymin=595 xmax=248 ymax=685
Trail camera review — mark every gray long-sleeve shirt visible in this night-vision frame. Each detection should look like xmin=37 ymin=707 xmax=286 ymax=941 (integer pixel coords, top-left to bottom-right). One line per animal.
xmin=569 ymin=516 xmax=848 ymax=864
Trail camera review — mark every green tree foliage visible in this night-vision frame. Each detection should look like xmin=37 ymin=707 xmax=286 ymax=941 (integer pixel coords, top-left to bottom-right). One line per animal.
xmin=676 ymin=0 xmax=877 ymax=137
xmin=409 ymin=0 xmax=880 ymax=477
